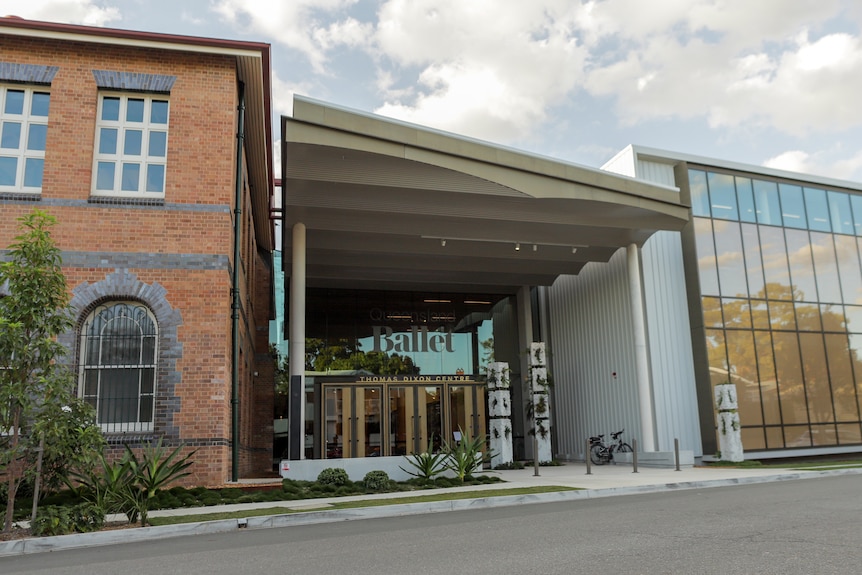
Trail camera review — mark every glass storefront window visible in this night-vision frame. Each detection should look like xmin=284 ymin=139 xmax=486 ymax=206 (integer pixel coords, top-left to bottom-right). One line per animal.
xmin=736 ymin=177 xmax=756 ymax=223
xmin=713 ymin=220 xmax=748 ymax=297
xmin=779 ymin=184 xmax=807 ymax=229
xmin=795 ymin=303 xmax=821 ymax=331
xmin=784 ymin=229 xmax=817 ymax=302
xmin=754 ymin=331 xmax=781 ymax=425
xmin=823 ymin=333 xmax=857 ymax=422
xmin=773 ymin=332 xmax=807 ymax=425
xmin=837 ymin=424 xmax=862 ymax=445
xmin=689 ymin=169 xmax=710 ymax=217
xmin=741 ymin=224 xmax=765 ymax=297
xmin=702 ymin=297 xmax=723 ymax=327
xmin=705 ymin=328 xmax=728 ymax=385
xmin=708 ymin=172 xmax=738 ymax=220
xmin=810 ymin=232 xmax=842 ymax=304
xmin=726 ymin=330 xmax=762 ymax=425
xmin=751 ymin=301 xmax=770 ymax=329
xmin=722 ymin=298 xmax=751 ymax=329
xmin=694 ymin=218 xmax=720 ymax=296
xmin=836 ymin=236 xmax=862 ymax=305
xmin=759 ymin=226 xmax=792 ymax=300
xmin=828 ymin=192 xmax=854 ymax=235
xmin=768 ymin=301 xmax=796 ymax=330
xmin=845 ymin=306 xmax=862 ymax=333
xmin=798 ymin=332 xmax=833 ymax=424
xmin=803 ymin=187 xmax=831 ymax=232
xmin=753 ymin=180 xmax=781 ymax=226
xmin=852 ymin=195 xmax=862 ymax=236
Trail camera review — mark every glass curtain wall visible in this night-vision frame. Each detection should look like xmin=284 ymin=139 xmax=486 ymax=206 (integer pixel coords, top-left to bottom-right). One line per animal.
xmin=690 ymin=169 xmax=862 ymax=450
xmin=297 ymin=288 xmax=513 ymax=459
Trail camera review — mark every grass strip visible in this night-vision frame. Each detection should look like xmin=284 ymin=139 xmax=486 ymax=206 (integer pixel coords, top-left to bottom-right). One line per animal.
xmin=149 ymin=486 xmax=578 ymax=526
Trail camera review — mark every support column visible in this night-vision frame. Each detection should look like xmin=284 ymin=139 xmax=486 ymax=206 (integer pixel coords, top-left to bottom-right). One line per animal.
xmin=627 ymin=243 xmax=656 ymax=452
xmin=288 ymin=223 xmax=306 ymax=460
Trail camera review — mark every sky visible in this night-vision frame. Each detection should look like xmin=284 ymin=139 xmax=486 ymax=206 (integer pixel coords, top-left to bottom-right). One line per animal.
xmin=7 ymin=0 xmax=862 ymax=183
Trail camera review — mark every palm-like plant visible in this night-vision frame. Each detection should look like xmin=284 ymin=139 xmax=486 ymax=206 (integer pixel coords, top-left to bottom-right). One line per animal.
xmin=125 ymin=439 xmax=195 ymax=526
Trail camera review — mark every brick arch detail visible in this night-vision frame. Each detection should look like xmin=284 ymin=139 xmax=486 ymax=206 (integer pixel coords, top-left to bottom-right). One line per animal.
xmin=60 ymin=268 xmax=183 ymax=441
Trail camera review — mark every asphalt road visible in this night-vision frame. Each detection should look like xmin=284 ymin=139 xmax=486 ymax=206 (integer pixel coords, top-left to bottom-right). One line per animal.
xmin=3 ymin=474 xmax=861 ymax=574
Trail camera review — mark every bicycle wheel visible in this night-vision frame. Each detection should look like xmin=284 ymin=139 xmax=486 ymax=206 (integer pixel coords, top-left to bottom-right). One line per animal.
xmin=617 ymin=442 xmax=633 ymax=453
xmin=589 ymin=444 xmax=607 ymax=465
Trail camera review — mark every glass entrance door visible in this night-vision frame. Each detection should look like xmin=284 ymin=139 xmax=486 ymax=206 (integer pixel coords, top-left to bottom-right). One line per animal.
xmin=322 ymin=381 xmax=485 ymax=458
xmin=417 ymin=386 xmax=443 ymax=453
xmin=388 ymin=387 xmax=413 ymax=456
xmin=323 ymin=385 xmax=382 ymax=458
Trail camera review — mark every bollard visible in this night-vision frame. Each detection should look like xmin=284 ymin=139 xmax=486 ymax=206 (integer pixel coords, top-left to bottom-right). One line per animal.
xmin=533 ymin=431 xmax=540 ymax=477
xmin=585 ymin=439 xmax=592 ymax=475
xmin=674 ymin=438 xmax=681 ymax=471
xmin=632 ymin=437 xmax=639 ymax=473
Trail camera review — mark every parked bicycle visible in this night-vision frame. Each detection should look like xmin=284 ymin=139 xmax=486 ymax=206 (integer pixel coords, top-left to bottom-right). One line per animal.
xmin=589 ymin=429 xmax=633 ymax=465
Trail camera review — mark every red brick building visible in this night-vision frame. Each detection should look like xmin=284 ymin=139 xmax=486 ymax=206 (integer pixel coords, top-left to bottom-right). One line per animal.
xmin=0 ymin=17 xmax=275 ymax=485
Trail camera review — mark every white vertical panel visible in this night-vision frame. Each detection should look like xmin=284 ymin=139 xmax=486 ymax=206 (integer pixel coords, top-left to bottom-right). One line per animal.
xmin=641 ymin=231 xmax=704 ymax=456
xmin=636 ymin=159 xmax=676 ymax=187
xmin=634 ymin=156 xmax=704 ymax=457
xmin=547 ymin=249 xmax=642 ymax=460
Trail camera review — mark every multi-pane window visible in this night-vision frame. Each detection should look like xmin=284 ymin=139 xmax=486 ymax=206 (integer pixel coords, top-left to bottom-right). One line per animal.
xmin=690 ymin=168 xmax=862 ymax=453
xmin=79 ymin=302 xmax=157 ymax=433
xmin=0 ymin=86 xmax=49 ymax=192
xmin=92 ymin=94 xmax=168 ymax=197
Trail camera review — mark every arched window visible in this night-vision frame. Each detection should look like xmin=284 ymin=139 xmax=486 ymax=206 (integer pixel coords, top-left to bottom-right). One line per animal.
xmin=79 ymin=302 xmax=157 ymax=432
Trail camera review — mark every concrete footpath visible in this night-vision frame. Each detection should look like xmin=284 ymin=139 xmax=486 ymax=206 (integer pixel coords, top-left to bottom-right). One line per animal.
xmin=2 ymin=462 xmax=860 ymax=557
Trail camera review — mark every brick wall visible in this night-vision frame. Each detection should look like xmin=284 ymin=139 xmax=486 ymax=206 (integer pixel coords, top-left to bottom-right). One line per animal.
xmin=0 ymin=34 xmax=273 ymax=487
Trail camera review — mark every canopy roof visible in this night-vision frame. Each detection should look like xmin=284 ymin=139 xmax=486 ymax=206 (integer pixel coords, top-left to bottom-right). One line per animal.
xmin=282 ymin=96 xmax=689 ymax=293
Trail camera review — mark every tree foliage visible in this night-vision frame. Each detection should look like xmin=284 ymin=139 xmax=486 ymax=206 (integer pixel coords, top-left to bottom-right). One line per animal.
xmin=0 ymin=210 xmax=78 ymax=532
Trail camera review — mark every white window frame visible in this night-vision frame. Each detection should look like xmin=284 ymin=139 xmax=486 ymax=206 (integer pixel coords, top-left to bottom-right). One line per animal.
xmin=78 ymin=301 xmax=158 ymax=433
xmin=0 ymin=84 xmax=49 ymax=193
xmin=91 ymin=92 xmax=169 ymax=198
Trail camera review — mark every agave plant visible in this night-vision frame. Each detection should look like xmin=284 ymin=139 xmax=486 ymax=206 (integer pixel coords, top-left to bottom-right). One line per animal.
xmin=399 ymin=440 xmax=447 ymax=481
xmin=124 ymin=439 xmax=195 ymax=526
xmin=443 ymin=428 xmax=492 ymax=483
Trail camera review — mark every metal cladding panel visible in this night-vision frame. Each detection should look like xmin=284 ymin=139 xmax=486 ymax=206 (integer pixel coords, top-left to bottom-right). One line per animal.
xmin=641 ymin=231 xmax=704 ymax=456
xmin=636 ymin=159 xmax=676 ymax=187
xmin=547 ymin=249 xmax=642 ymax=460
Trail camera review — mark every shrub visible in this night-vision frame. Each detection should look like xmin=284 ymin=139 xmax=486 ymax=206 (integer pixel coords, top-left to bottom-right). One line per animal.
xmin=363 ymin=470 xmax=390 ymax=491
xmin=317 ymin=467 xmax=350 ymax=486
xmin=31 ymin=503 xmax=104 ymax=537
xmin=281 ymin=480 xmax=301 ymax=494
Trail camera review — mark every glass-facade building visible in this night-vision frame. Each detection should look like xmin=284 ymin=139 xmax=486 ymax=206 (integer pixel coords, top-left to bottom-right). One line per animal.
xmin=690 ymin=168 xmax=862 ymax=451
xmin=276 ymin=288 xmax=525 ymax=460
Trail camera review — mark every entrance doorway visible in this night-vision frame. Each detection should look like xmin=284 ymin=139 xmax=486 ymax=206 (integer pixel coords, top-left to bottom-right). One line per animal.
xmin=321 ymin=380 xmax=486 ymax=459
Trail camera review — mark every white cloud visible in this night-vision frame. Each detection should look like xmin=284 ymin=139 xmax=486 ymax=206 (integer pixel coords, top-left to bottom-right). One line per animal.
xmin=763 ymin=150 xmax=814 ymax=173
xmin=581 ymin=1 xmax=862 ymax=136
xmin=4 ymin=0 xmax=120 ymax=26
xmin=205 ymin=0 xmax=862 ymax=175
xmin=371 ymin=0 xmax=588 ymax=142
xmin=763 ymin=148 xmax=862 ymax=181
xmin=212 ymin=0 xmax=371 ymax=73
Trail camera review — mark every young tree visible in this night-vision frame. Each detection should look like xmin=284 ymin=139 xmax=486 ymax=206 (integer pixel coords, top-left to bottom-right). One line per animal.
xmin=0 ymin=210 xmax=74 ymax=533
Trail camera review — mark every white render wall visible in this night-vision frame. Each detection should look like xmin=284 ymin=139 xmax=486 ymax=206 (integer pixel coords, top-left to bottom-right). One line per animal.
xmin=547 ymin=249 xmax=642 ymax=460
